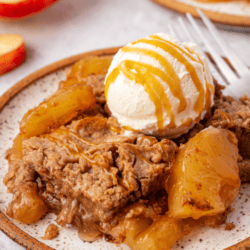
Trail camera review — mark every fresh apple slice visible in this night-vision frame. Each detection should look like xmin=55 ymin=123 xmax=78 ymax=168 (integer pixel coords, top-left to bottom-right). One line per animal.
xmin=0 ymin=34 xmax=26 ymax=75
xmin=0 ymin=0 xmax=59 ymax=19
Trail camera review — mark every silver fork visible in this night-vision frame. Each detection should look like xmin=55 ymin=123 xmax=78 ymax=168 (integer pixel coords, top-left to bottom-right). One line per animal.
xmin=168 ymin=9 xmax=250 ymax=99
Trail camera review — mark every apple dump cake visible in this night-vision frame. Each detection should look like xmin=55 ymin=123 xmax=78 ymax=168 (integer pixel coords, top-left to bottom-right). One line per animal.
xmin=3 ymin=34 xmax=250 ymax=249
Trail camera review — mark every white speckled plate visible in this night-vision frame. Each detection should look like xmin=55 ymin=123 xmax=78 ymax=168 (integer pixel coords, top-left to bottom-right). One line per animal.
xmin=0 ymin=48 xmax=250 ymax=250
xmin=153 ymin=0 xmax=250 ymax=27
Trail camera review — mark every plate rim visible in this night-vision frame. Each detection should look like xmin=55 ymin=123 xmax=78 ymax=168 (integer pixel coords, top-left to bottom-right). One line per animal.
xmin=0 ymin=46 xmax=249 ymax=250
xmin=152 ymin=0 xmax=250 ymax=27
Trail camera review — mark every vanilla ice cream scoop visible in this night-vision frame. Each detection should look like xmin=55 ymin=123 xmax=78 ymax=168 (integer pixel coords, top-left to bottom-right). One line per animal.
xmin=104 ymin=33 xmax=214 ymax=138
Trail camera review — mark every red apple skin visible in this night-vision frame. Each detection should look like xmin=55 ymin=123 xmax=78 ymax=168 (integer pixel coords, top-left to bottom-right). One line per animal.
xmin=0 ymin=43 xmax=26 ymax=75
xmin=0 ymin=0 xmax=59 ymax=19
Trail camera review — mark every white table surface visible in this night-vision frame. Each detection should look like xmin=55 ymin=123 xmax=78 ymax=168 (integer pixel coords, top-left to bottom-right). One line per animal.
xmin=0 ymin=0 xmax=250 ymax=249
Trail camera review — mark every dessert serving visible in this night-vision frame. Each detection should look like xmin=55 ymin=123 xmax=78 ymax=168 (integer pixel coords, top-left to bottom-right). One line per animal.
xmin=3 ymin=33 xmax=250 ymax=250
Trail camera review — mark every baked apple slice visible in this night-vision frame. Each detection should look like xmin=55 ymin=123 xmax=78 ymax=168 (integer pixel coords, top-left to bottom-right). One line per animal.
xmin=0 ymin=0 xmax=59 ymax=19
xmin=125 ymin=216 xmax=190 ymax=250
xmin=20 ymin=83 xmax=96 ymax=138
xmin=0 ymin=34 xmax=26 ymax=75
xmin=6 ymin=183 xmax=48 ymax=224
xmin=167 ymin=127 xmax=241 ymax=219
xmin=6 ymin=133 xmax=25 ymax=163
xmin=67 ymin=56 xmax=113 ymax=81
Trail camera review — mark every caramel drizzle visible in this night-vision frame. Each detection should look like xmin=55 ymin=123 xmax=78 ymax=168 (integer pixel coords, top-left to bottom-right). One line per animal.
xmin=122 ymin=126 xmax=140 ymax=132
xmin=109 ymin=125 xmax=122 ymax=134
xmin=45 ymin=129 xmax=116 ymax=168
xmin=105 ymin=35 xmax=207 ymax=131
xmin=137 ymin=35 xmax=205 ymax=115
xmin=44 ymin=132 xmax=118 ymax=180
xmin=181 ymin=117 xmax=194 ymax=128
xmin=106 ymin=60 xmax=173 ymax=131
xmin=160 ymin=36 xmax=214 ymax=113
xmin=43 ymin=128 xmax=157 ymax=192
xmin=46 ymin=130 xmax=153 ymax=166
xmin=124 ymin=60 xmax=176 ymax=129
xmin=122 ymin=46 xmax=187 ymax=113
xmin=182 ymin=44 xmax=214 ymax=113
xmin=43 ymin=129 xmax=96 ymax=159
xmin=104 ymin=67 xmax=119 ymax=99
xmin=44 ymin=135 xmax=82 ymax=156
xmin=55 ymin=129 xmax=97 ymax=146
xmin=217 ymin=109 xmax=233 ymax=126
xmin=125 ymin=144 xmax=153 ymax=165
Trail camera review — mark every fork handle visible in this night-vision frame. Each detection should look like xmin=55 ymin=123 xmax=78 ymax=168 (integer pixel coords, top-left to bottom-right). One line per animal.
xmin=223 ymin=76 xmax=250 ymax=99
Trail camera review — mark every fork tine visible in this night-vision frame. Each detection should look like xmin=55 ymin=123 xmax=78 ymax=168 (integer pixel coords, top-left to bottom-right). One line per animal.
xmin=197 ymin=9 xmax=250 ymax=77
xmin=186 ymin=13 xmax=238 ymax=84
xmin=178 ymin=17 xmax=227 ymax=87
